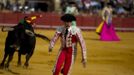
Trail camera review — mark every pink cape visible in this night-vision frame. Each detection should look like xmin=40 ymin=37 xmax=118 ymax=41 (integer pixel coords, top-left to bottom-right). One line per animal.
xmin=100 ymin=22 xmax=120 ymax=41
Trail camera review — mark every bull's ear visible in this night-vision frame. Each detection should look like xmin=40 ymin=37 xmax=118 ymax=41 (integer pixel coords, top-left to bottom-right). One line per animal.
xmin=1 ymin=27 xmax=14 ymax=32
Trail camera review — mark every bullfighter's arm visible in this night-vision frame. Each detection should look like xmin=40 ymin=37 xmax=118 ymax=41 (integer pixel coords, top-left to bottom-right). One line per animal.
xmin=76 ymin=28 xmax=87 ymax=67
xmin=49 ymin=27 xmax=62 ymax=52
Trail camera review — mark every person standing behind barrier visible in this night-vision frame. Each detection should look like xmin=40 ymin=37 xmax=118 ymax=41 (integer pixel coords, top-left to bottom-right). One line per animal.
xmin=65 ymin=2 xmax=79 ymax=15
xmin=49 ymin=14 xmax=87 ymax=75
xmin=96 ymin=3 xmax=120 ymax=41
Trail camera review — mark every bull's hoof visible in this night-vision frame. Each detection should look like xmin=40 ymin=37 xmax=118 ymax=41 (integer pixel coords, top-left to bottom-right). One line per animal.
xmin=23 ymin=63 xmax=29 ymax=69
xmin=4 ymin=64 xmax=9 ymax=69
xmin=0 ymin=63 xmax=4 ymax=69
xmin=17 ymin=62 xmax=22 ymax=67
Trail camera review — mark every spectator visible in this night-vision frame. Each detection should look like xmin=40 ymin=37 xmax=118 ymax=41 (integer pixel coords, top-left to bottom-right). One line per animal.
xmin=5 ymin=0 xmax=11 ymax=10
xmin=65 ymin=2 xmax=79 ymax=15
xmin=75 ymin=0 xmax=83 ymax=11
xmin=0 ymin=2 xmax=4 ymax=10
xmin=83 ymin=0 xmax=90 ymax=13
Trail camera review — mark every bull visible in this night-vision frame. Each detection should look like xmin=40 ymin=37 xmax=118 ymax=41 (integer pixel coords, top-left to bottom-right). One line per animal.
xmin=0 ymin=22 xmax=50 ymax=69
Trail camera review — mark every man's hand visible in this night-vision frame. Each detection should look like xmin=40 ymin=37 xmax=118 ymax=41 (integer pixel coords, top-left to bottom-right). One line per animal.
xmin=81 ymin=59 xmax=86 ymax=68
xmin=49 ymin=46 xmax=52 ymax=52
xmin=48 ymin=46 xmax=52 ymax=55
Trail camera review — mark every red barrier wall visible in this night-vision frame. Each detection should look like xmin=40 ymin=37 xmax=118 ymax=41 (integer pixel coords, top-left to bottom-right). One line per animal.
xmin=0 ymin=12 xmax=134 ymax=31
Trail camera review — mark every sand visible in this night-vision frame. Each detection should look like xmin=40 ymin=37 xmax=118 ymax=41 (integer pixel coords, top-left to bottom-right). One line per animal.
xmin=0 ymin=29 xmax=134 ymax=75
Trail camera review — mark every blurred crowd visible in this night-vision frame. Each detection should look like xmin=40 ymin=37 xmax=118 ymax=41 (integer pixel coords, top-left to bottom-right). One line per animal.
xmin=0 ymin=0 xmax=36 ymax=13
xmin=61 ymin=0 xmax=134 ymax=17
xmin=0 ymin=0 xmax=134 ymax=17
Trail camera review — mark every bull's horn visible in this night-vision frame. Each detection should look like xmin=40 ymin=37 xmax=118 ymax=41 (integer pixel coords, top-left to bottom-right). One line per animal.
xmin=1 ymin=27 xmax=14 ymax=32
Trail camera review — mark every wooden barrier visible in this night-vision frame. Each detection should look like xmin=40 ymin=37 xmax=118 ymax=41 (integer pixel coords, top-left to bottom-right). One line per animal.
xmin=0 ymin=12 xmax=134 ymax=31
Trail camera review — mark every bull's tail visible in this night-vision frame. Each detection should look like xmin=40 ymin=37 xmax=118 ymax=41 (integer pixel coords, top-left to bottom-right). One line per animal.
xmin=35 ymin=33 xmax=50 ymax=42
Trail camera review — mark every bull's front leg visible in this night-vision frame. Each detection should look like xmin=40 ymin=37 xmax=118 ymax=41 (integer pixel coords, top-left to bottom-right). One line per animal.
xmin=24 ymin=54 xmax=30 ymax=68
xmin=0 ymin=53 xmax=8 ymax=69
xmin=5 ymin=52 xmax=15 ymax=69
xmin=24 ymin=52 xmax=33 ymax=68
xmin=17 ymin=52 xmax=22 ymax=66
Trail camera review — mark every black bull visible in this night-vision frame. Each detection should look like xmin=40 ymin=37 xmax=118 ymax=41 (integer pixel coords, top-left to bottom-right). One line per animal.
xmin=0 ymin=25 xmax=50 ymax=68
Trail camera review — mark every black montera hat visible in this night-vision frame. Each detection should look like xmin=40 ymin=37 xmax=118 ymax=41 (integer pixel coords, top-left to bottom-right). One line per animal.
xmin=61 ymin=14 xmax=76 ymax=22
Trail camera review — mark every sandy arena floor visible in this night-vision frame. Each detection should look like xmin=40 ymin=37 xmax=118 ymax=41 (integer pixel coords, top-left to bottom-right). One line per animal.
xmin=0 ymin=29 xmax=134 ymax=75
